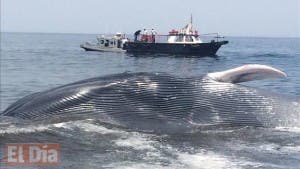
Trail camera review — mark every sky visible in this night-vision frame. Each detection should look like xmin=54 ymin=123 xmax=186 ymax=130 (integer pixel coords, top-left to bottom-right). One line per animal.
xmin=1 ymin=0 xmax=299 ymax=37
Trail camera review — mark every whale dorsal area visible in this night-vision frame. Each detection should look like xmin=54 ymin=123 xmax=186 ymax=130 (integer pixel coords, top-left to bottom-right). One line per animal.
xmin=207 ymin=64 xmax=287 ymax=84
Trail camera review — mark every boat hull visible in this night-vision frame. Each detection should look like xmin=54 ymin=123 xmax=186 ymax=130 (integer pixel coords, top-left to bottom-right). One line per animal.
xmin=80 ymin=43 xmax=125 ymax=53
xmin=123 ymin=41 xmax=228 ymax=56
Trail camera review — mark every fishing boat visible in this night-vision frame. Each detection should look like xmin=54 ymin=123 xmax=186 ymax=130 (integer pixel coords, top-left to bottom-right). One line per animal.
xmin=123 ymin=17 xmax=228 ymax=56
xmin=80 ymin=33 xmax=128 ymax=52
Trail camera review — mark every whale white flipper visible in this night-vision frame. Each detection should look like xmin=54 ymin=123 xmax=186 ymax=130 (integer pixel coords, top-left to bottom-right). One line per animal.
xmin=207 ymin=64 xmax=287 ymax=83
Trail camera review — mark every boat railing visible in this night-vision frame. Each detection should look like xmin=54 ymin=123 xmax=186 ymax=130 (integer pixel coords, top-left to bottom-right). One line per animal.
xmin=199 ymin=33 xmax=225 ymax=42
xmin=134 ymin=33 xmax=225 ymax=43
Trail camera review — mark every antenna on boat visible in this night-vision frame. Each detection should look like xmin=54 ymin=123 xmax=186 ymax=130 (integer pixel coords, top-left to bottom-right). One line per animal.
xmin=190 ymin=14 xmax=193 ymax=24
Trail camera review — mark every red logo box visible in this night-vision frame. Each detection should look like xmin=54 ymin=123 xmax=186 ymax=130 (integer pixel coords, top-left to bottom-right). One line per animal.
xmin=5 ymin=143 xmax=60 ymax=166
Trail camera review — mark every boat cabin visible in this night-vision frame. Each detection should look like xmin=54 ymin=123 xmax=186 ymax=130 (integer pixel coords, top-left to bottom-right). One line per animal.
xmin=96 ymin=33 xmax=127 ymax=48
xmin=167 ymin=22 xmax=203 ymax=44
xmin=134 ymin=18 xmax=204 ymax=44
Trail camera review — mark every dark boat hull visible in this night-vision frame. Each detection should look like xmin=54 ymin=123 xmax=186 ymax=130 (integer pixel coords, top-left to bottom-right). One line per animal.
xmin=80 ymin=44 xmax=125 ymax=53
xmin=123 ymin=41 xmax=228 ymax=56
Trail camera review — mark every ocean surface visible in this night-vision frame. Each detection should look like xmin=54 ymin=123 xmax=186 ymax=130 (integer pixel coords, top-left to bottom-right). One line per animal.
xmin=0 ymin=32 xmax=300 ymax=169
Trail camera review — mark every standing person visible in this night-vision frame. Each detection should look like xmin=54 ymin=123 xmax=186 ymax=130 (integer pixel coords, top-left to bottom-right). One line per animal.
xmin=151 ymin=29 xmax=157 ymax=43
xmin=134 ymin=30 xmax=141 ymax=42
xmin=141 ymin=29 xmax=148 ymax=42
xmin=143 ymin=29 xmax=148 ymax=35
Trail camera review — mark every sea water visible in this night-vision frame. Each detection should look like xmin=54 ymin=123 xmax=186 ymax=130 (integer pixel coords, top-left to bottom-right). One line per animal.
xmin=0 ymin=32 xmax=299 ymax=169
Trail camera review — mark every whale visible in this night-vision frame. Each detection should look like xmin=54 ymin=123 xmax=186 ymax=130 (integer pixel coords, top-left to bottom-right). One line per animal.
xmin=1 ymin=64 xmax=300 ymax=133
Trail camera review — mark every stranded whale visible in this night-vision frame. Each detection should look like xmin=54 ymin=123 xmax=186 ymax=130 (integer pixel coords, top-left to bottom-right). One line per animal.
xmin=1 ymin=65 xmax=299 ymax=132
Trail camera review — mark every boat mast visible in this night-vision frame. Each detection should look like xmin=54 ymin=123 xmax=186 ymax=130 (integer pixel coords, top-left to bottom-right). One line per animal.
xmin=188 ymin=14 xmax=193 ymax=34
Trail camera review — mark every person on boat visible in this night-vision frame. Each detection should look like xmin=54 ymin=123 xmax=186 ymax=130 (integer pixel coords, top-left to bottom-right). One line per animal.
xmin=134 ymin=30 xmax=141 ymax=42
xmin=151 ymin=29 xmax=157 ymax=43
xmin=117 ymin=39 xmax=121 ymax=48
xmin=141 ymin=29 xmax=148 ymax=42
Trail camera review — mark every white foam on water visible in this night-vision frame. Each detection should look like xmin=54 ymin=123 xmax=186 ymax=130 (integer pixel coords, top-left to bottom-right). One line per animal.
xmin=177 ymin=150 xmax=264 ymax=169
xmin=104 ymin=162 xmax=177 ymax=169
xmin=112 ymin=134 xmax=263 ymax=169
xmin=53 ymin=120 xmax=122 ymax=134
xmin=229 ymin=140 xmax=288 ymax=155
xmin=228 ymin=139 xmax=300 ymax=163
xmin=275 ymin=127 xmax=300 ymax=133
xmin=258 ymin=143 xmax=281 ymax=153
xmin=0 ymin=124 xmax=51 ymax=135
xmin=0 ymin=119 xmax=121 ymax=135
xmin=281 ymin=145 xmax=300 ymax=154
xmin=114 ymin=132 xmax=157 ymax=150
xmin=177 ymin=151 xmax=236 ymax=169
xmin=52 ymin=122 xmax=66 ymax=128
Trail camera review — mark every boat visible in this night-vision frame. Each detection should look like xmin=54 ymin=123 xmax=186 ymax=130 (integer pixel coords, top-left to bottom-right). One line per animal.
xmin=123 ymin=17 xmax=228 ymax=56
xmin=80 ymin=33 xmax=128 ymax=52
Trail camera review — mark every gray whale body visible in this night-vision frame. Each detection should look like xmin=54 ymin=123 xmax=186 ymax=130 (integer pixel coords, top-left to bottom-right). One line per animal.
xmin=1 ymin=65 xmax=299 ymax=133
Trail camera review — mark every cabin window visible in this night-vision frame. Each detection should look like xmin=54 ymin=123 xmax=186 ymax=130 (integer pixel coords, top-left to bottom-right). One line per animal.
xmin=176 ymin=35 xmax=184 ymax=42
xmin=110 ymin=41 xmax=114 ymax=45
xmin=100 ymin=40 xmax=104 ymax=44
xmin=105 ymin=40 xmax=109 ymax=47
xmin=186 ymin=36 xmax=193 ymax=42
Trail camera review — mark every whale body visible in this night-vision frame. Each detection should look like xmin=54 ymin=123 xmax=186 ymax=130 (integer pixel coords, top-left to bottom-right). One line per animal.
xmin=1 ymin=65 xmax=299 ymax=132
